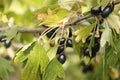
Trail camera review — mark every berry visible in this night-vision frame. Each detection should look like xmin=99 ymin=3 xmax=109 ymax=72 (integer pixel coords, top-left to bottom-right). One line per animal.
xmin=91 ymin=42 xmax=100 ymax=57
xmin=46 ymin=27 xmax=58 ymax=39
xmin=58 ymin=37 xmax=66 ymax=45
xmin=0 ymin=35 xmax=6 ymax=42
xmin=49 ymin=41 xmax=55 ymax=47
xmin=66 ymin=38 xmax=72 ymax=47
xmin=56 ymin=45 xmax=64 ymax=54
xmin=101 ymin=2 xmax=114 ymax=18
xmin=68 ymin=28 xmax=72 ymax=37
xmin=4 ymin=40 xmax=11 ymax=48
xmin=82 ymin=64 xmax=94 ymax=73
xmin=85 ymin=36 xmax=99 ymax=44
xmin=91 ymin=6 xmax=101 ymax=15
xmin=57 ymin=53 xmax=66 ymax=64
xmin=83 ymin=47 xmax=90 ymax=57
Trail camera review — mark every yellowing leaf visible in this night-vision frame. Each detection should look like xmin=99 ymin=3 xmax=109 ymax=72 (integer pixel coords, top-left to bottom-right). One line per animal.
xmin=107 ymin=13 xmax=120 ymax=34
xmin=74 ymin=25 xmax=94 ymax=42
xmin=100 ymin=27 xmax=112 ymax=47
xmin=43 ymin=58 xmax=65 ymax=80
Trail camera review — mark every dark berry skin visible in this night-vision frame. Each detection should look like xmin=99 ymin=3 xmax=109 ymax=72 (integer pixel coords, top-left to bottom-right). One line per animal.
xmin=58 ymin=37 xmax=66 ymax=45
xmin=46 ymin=27 xmax=58 ymax=39
xmin=0 ymin=35 xmax=6 ymax=42
xmin=91 ymin=6 xmax=101 ymax=15
xmin=66 ymin=39 xmax=72 ymax=47
xmin=57 ymin=54 xmax=66 ymax=64
xmin=101 ymin=2 xmax=114 ymax=18
xmin=68 ymin=28 xmax=72 ymax=37
xmin=83 ymin=47 xmax=90 ymax=57
xmin=56 ymin=45 xmax=64 ymax=54
xmin=4 ymin=40 xmax=11 ymax=48
xmin=82 ymin=64 xmax=94 ymax=73
xmin=85 ymin=36 xmax=99 ymax=44
xmin=91 ymin=42 xmax=100 ymax=57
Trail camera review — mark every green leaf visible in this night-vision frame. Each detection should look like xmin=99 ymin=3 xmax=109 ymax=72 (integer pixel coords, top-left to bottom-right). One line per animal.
xmin=23 ymin=42 xmax=49 ymax=80
xmin=43 ymin=58 xmax=65 ymax=80
xmin=14 ymin=42 xmax=36 ymax=63
xmin=74 ymin=24 xmax=94 ymax=42
xmin=100 ymin=0 xmax=110 ymax=8
xmin=0 ymin=57 xmax=14 ymax=80
xmin=55 ymin=8 xmax=70 ymax=20
xmin=5 ymin=26 xmax=18 ymax=40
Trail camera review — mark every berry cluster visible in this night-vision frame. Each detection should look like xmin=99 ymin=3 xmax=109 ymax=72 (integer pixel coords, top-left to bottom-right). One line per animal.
xmin=0 ymin=35 xmax=11 ymax=48
xmin=83 ymin=35 xmax=100 ymax=58
xmin=56 ymin=28 xmax=73 ymax=64
xmin=91 ymin=2 xmax=114 ymax=18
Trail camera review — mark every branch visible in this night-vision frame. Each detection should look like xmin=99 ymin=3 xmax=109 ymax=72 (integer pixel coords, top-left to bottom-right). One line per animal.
xmin=66 ymin=0 xmax=120 ymax=26
xmin=0 ymin=0 xmax=120 ymax=33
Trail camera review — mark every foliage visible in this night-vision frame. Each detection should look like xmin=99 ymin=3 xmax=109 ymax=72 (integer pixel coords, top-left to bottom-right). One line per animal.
xmin=0 ymin=0 xmax=120 ymax=80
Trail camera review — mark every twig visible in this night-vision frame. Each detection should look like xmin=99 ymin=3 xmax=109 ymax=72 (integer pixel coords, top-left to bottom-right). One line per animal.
xmin=0 ymin=0 xmax=120 ymax=33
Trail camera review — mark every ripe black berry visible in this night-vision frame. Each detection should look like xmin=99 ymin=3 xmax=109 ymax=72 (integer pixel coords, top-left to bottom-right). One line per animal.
xmin=56 ymin=45 xmax=64 ymax=54
xmin=91 ymin=42 xmax=100 ymax=57
xmin=58 ymin=37 xmax=66 ymax=45
xmin=101 ymin=2 xmax=114 ymax=18
xmin=91 ymin=6 xmax=101 ymax=15
xmin=68 ymin=28 xmax=72 ymax=37
xmin=0 ymin=35 xmax=6 ymax=42
xmin=4 ymin=40 xmax=11 ymax=48
xmin=85 ymin=36 xmax=99 ymax=44
xmin=46 ymin=27 xmax=58 ymax=39
xmin=66 ymin=38 xmax=72 ymax=47
xmin=83 ymin=47 xmax=90 ymax=57
xmin=57 ymin=54 xmax=66 ymax=64
xmin=82 ymin=64 xmax=94 ymax=73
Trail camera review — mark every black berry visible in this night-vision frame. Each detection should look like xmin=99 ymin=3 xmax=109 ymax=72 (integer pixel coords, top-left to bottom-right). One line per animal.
xmin=0 ymin=35 xmax=6 ymax=42
xmin=46 ymin=27 xmax=58 ymax=39
xmin=85 ymin=36 xmax=99 ymax=44
xmin=4 ymin=40 xmax=11 ymax=48
xmin=82 ymin=64 xmax=94 ymax=73
xmin=58 ymin=37 xmax=66 ymax=45
xmin=83 ymin=47 xmax=90 ymax=57
xmin=66 ymin=38 xmax=72 ymax=47
xmin=91 ymin=6 xmax=101 ymax=15
xmin=56 ymin=45 xmax=64 ymax=54
xmin=91 ymin=42 xmax=100 ymax=57
xmin=57 ymin=54 xmax=66 ymax=64
xmin=101 ymin=2 xmax=114 ymax=18
xmin=68 ymin=28 xmax=72 ymax=37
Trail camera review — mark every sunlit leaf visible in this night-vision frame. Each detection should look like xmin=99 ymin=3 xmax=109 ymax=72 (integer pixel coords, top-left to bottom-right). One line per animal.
xmin=23 ymin=42 xmax=49 ymax=80
xmin=14 ymin=42 xmax=36 ymax=63
xmin=74 ymin=24 xmax=94 ymax=42
xmin=43 ymin=58 xmax=65 ymax=80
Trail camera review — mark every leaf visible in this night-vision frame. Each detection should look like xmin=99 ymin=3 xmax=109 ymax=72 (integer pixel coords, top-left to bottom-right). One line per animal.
xmin=5 ymin=26 xmax=18 ymax=40
xmin=14 ymin=42 xmax=36 ymax=63
xmin=74 ymin=24 xmax=94 ymax=42
xmin=0 ymin=57 xmax=14 ymax=80
xmin=43 ymin=58 xmax=65 ymax=80
xmin=100 ymin=0 xmax=110 ymax=8
xmin=107 ymin=13 xmax=120 ymax=34
xmin=23 ymin=42 xmax=49 ymax=80
xmin=100 ymin=27 xmax=112 ymax=47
